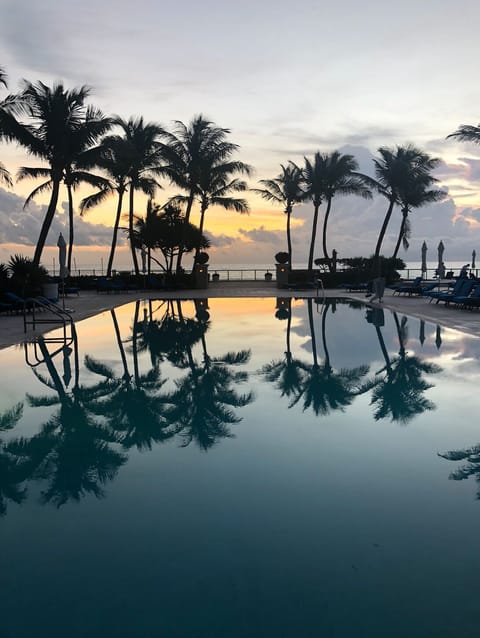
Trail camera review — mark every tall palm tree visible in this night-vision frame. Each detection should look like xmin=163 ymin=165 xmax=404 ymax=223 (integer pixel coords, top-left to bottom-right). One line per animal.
xmin=16 ymin=105 xmax=111 ymax=270
xmin=103 ymin=117 xmax=166 ymax=276
xmin=371 ymin=145 xmax=440 ymax=270
xmin=0 ymin=81 xmax=109 ymax=266
xmin=320 ymin=152 xmax=372 ymax=268
xmin=302 ymin=153 xmax=326 ymax=273
xmin=392 ymin=178 xmax=446 ymax=259
xmin=447 ymin=123 xmax=480 ymax=145
xmin=172 ymin=154 xmax=252 ymax=265
xmin=252 ymin=162 xmax=304 ymax=265
xmin=0 ymin=66 xmax=13 ymax=189
xmin=161 ymin=115 xmax=240 ymax=273
xmin=80 ymin=136 xmax=133 ymax=277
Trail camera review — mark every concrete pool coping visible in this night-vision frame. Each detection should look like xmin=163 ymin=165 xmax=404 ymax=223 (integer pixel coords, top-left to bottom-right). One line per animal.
xmin=1 ymin=281 xmax=480 ymax=350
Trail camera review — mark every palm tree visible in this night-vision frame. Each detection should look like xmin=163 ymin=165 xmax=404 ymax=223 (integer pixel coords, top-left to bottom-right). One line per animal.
xmin=103 ymin=117 xmax=166 ymax=276
xmin=371 ymin=145 xmax=441 ymax=270
xmin=161 ymin=115 xmax=240 ymax=273
xmin=252 ymin=162 xmax=304 ymax=264
xmin=80 ymin=136 xmax=133 ymax=277
xmin=0 ymin=81 xmax=109 ymax=267
xmin=302 ymin=153 xmax=327 ymax=274
xmin=392 ymin=178 xmax=446 ymax=259
xmin=320 ymin=151 xmax=372 ymax=268
xmin=172 ymin=154 xmax=252 ymax=265
xmin=447 ymin=124 xmax=480 ymax=145
xmin=0 ymin=66 xmax=13 ymax=189
xmin=16 ymin=105 xmax=111 ymax=270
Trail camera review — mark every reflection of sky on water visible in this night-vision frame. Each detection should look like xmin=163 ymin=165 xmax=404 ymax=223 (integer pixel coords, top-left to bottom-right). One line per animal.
xmin=2 ymin=297 xmax=480 ymax=637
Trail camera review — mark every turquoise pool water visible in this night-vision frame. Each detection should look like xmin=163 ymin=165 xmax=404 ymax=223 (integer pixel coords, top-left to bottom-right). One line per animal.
xmin=1 ymin=297 xmax=480 ymax=637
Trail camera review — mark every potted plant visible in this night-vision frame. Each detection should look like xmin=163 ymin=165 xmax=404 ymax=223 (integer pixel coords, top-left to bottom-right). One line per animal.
xmin=8 ymin=254 xmax=50 ymax=298
xmin=264 ymin=271 xmax=273 ymax=281
xmin=212 ymin=272 xmax=220 ymax=281
xmin=275 ymin=252 xmax=290 ymax=264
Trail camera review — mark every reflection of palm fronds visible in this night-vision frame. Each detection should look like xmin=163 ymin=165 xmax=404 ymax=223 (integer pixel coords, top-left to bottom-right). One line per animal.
xmin=439 ymin=444 xmax=480 ymax=498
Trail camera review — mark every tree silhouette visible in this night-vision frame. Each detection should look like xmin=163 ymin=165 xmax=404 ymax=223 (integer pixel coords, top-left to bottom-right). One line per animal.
xmin=0 ymin=81 xmax=110 ymax=266
xmin=252 ymin=162 xmax=304 ymax=265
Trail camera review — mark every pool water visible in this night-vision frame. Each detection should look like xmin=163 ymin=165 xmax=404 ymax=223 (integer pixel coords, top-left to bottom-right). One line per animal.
xmin=1 ymin=297 xmax=480 ymax=637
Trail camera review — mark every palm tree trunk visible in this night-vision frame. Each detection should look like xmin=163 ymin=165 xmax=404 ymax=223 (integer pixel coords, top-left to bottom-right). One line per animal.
xmin=392 ymin=211 xmax=408 ymax=260
xmin=193 ymin=201 xmax=208 ymax=268
xmin=33 ymin=178 xmax=61 ymax=267
xmin=175 ymin=190 xmax=195 ymax=274
xmin=307 ymin=203 xmax=321 ymax=273
xmin=106 ymin=189 xmax=124 ymax=277
xmin=132 ymin=301 xmax=140 ymax=385
xmin=128 ymin=186 xmax=140 ymax=276
xmin=374 ymin=198 xmax=395 ymax=274
xmin=286 ymin=210 xmax=293 ymax=265
xmin=66 ymin=182 xmax=74 ymax=272
xmin=322 ymin=197 xmax=333 ymax=266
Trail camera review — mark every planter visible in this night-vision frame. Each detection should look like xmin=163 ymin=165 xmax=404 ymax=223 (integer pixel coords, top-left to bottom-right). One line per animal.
xmin=264 ymin=272 xmax=273 ymax=281
xmin=212 ymin=273 xmax=220 ymax=282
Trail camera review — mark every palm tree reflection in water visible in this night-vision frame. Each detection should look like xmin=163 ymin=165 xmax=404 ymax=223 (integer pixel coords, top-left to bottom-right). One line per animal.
xmin=262 ymin=298 xmax=371 ymax=416
xmin=367 ymin=308 xmax=441 ymax=424
xmin=12 ymin=332 xmax=126 ymax=507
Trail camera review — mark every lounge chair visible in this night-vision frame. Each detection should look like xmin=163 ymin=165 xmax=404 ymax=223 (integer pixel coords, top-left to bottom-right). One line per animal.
xmin=450 ymin=284 xmax=480 ymax=309
xmin=392 ymin=276 xmax=423 ymax=296
xmin=424 ymin=278 xmax=464 ymax=303
xmin=430 ymin=279 xmax=475 ymax=305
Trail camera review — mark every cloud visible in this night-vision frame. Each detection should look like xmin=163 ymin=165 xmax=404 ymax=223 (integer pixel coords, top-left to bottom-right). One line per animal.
xmin=238 ymin=226 xmax=284 ymax=243
xmin=0 ymin=188 xmax=115 ymax=247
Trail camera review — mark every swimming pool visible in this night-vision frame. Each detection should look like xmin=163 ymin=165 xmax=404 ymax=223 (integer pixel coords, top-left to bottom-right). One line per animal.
xmin=1 ymin=297 xmax=480 ymax=637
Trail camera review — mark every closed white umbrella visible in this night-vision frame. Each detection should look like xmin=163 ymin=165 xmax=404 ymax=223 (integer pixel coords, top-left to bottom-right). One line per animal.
xmin=437 ymin=240 xmax=444 ymax=270
xmin=472 ymin=250 xmax=476 ymax=269
xmin=421 ymin=241 xmax=427 ymax=278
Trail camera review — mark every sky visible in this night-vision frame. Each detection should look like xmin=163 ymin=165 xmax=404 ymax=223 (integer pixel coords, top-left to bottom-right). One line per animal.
xmin=1 ymin=0 xmax=480 ymax=271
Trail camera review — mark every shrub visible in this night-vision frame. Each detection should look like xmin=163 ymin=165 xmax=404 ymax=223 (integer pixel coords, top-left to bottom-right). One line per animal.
xmin=275 ymin=252 xmax=290 ymax=264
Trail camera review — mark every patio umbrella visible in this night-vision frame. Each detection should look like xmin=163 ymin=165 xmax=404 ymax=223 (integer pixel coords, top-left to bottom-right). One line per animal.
xmin=57 ymin=233 xmax=67 ymax=308
xmin=435 ymin=325 xmax=442 ymax=350
xmin=421 ymin=241 xmax=427 ymax=277
xmin=437 ymin=240 xmax=444 ymax=270
xmin=472 ymin=250 xmax=476 ymax=269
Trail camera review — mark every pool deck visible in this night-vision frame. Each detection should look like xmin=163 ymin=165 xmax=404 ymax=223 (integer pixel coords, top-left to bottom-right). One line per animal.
xmin=1 ymin=281 xmax=480 ymax=350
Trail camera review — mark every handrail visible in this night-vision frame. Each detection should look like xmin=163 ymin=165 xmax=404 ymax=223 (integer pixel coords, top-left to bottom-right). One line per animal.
xmin=23 ymin=296 xmax=74 ymax=335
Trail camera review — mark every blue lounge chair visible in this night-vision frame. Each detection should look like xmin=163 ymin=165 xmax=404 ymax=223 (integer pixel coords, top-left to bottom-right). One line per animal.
xmin=424 ymin=278 xmax=464 ymax=303
xmin=450 ymin=284 xmax=480 ymax=309
xmin=392 ymin=276 xmax=423 ymax=296
xmin=432 ymin=279 xmax=475 ymax=305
